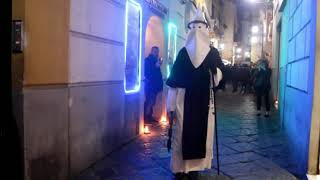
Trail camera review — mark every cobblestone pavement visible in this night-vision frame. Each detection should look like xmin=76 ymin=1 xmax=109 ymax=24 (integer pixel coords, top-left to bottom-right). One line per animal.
xmin=76 ymin=89 xmax=298 ymax=180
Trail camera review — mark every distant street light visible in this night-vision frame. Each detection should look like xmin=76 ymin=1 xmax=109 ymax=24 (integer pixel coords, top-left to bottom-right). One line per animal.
xmin=251 ymin=25 xmax=259 ymax=34
xmin=251 ymin=36 xmax=258 ymax=44
xmin=245 ymin=51 xmax=251 ymax=57
xmin=246 ymin=0 xmax=272 ymax=57
xmin=236 ymin=48 xmax=242 ymax=53
xmin=219 ymin=43 xmax=225 ymax=50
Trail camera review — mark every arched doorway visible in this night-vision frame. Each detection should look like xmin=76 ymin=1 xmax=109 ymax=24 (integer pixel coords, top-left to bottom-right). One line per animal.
xmin=145 ymin=16 xmax=165 ymax=59
xmin=144 ymin=16 xmax=165 ymax=121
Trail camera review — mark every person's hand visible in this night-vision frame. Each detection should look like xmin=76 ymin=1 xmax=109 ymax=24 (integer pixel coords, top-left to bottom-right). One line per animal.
xmin=156 ymin=58 xmax=163 ymax=67
xmin=156 ymin=60 xmax=161 ymax=67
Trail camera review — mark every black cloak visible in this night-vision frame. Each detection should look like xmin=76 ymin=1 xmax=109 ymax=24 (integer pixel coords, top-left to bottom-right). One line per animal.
xmin=166 ymin=47 xmax=224 ymax=160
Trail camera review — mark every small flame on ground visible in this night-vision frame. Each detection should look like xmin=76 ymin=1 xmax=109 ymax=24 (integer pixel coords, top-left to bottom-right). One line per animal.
xmin=160 ymin=116 xmax=168 ymax=125
xmin=275 ymin=100 xmax=279 ymax=109
xmin=144 ymin=125 xmax=151 ymax=134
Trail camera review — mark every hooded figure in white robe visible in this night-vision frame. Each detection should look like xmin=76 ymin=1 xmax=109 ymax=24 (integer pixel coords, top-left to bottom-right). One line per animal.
xmin=166 ymin=10 xmax=223 ymax=179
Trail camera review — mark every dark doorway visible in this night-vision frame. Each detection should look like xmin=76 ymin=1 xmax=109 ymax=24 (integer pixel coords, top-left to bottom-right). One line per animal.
xmin=1 ymin=1 xmax=24 ymax=179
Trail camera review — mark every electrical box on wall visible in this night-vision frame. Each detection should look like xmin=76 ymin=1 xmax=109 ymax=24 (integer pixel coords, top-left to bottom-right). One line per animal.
xmin=12 ymin=20 xmax=23 ymax=53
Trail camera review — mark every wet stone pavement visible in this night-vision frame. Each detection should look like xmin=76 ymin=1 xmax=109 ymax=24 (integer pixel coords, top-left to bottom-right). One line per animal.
xmin=76 ymin=89 xmax=298 ymax=180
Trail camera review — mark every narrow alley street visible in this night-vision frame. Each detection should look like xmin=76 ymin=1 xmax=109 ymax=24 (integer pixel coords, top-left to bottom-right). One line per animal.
xmin=76 ymin=86 xmax=297 ymax=180
xmin=4 ymin=0 xmax=320 ymax=179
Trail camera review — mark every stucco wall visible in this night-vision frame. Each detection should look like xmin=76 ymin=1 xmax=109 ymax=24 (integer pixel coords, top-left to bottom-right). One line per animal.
xmin=23 ymin=0 xmax=141 ymax=179
xmin=68 ymin=0 xmax=141 ymax=176
xmin=168 ymin=0 xmax=188 ymax=51
xmin=22 ymin=0 xmax=196 ymax=179
xmin=23 ymin=1 xmax=70 ymax=179
xmin=279 ymin=0 xmax=317 ymax=177
xmin=24 ymin=0 xmax=69 ymax=85
xmin=221 ymin=0 xmax=236 ymax=61
xmin=69 ymin=0 xmax=125 ymax=83
xmin=24 ymin=86 xmax=69 ymax=180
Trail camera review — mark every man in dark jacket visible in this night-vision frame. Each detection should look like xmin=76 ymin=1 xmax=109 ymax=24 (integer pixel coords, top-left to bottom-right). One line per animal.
xmin=254 ymin=59 xmax=272 ymax=117
xmin=144 ymin=46 xmax=163 ymax=123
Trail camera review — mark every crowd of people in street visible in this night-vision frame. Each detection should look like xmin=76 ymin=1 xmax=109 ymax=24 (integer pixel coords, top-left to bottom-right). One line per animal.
xmin=217 ymin=60 xmax=270 ymax=93
xmin=216 ymin=58 xmax=272 ymax=117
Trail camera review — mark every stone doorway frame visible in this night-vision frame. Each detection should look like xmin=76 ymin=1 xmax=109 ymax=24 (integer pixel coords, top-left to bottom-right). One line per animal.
xmin=144 ymin=15 xmax=166 ymax=121
xmin=308 ymin=1 xmax=320 ymax=177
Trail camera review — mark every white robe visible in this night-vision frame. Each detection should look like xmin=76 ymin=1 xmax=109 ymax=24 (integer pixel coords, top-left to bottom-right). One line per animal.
xmin=167 ymin=68 xmax=223 ymax=173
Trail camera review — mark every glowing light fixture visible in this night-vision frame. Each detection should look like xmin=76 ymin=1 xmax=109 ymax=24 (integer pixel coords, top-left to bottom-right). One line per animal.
xmin=222 ymin=59 xmax=231 ymax=65
xmin=245 ymin=51 xmax=250 ymax=57
xmin=236 ymin=48 xmax=242 ymax=53
xmin=167 ymin=22 xmax=177 ymax=78
xmin=124 ymin=0 xmax=142 ymax=94
xmin=251 ymin=25 xmax=259 ymax=34
xmin=144 ymin=125 xmax=151 ymax=134
xmin=251 ymin=36 xmax=258 ymax=44
xmin=219 ymin=43 xmax=225 ymax=50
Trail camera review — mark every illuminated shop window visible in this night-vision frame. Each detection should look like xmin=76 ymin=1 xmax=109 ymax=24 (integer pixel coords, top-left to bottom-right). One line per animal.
xmin=167 ymin=23 xmax=177 ymax=78
xmin=124 ymin=0 xmax=142 ymax=94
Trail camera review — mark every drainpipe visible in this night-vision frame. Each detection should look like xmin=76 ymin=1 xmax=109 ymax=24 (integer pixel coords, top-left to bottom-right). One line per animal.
xmin=307 ymin=1 xmax=320 ymax=179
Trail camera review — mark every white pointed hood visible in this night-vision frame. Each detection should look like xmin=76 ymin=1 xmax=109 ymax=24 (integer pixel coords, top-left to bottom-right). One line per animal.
xmin=185 ymin=9 xmax=210 ymax=68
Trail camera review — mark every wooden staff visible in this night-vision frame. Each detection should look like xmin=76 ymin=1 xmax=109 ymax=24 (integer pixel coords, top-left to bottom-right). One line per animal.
xmin=213 ymin=87 xmax=220 ymax=175
xmin=167 ymin=111 xmax=174 ymax=152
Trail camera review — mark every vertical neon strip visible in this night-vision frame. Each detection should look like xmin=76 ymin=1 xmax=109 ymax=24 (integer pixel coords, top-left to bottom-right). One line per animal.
xmin=138 ymin=1 xmax=142 ymax=93
xmin=174 ymin=24 xmax=177 ymax=61
xmin=167 ymin=23 xmax=177 ymax=78
xmin=167 ymin=23 xmax=172 ymax=77
xmin=124 ymin=0 xmax=142 ymax=94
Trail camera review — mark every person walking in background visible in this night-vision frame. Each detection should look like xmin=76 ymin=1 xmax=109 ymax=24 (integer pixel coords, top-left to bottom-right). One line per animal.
xmin=144 ymin=46 xmax=163 ymax=123
xmin=231 ymin=64 xmax=239 ymax=93
xmin=253 ymin=59 xmax=272 ymax=117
